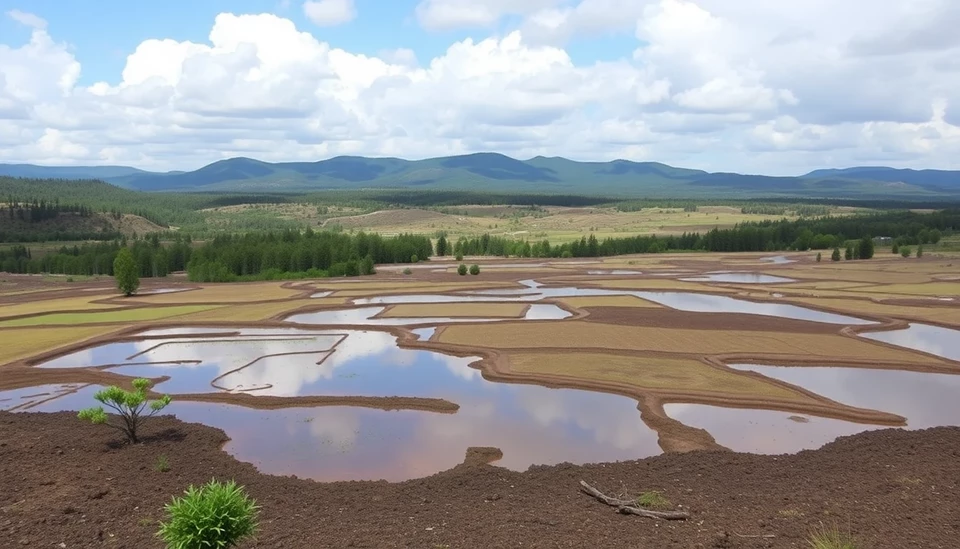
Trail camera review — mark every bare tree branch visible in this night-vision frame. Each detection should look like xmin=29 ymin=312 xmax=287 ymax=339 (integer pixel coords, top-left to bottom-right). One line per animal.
xmin=579 ymin=481 xmax=690 ymax=521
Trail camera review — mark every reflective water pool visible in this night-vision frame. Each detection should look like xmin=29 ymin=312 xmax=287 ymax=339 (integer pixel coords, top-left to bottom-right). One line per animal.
xmin=286 ymin=303 xmax=572 ymax=326
xmin=860 ymin=324 xmax=960 ymax=361
xmin=663 ymin=403 xmax=880 ymax=454
xmin=680 ymin=273 xmax=797 ymax=284
xmin=18 ymin=326 xmax=662 ymax=481
xmin=728 ymin=363 xmax=960 ymax=429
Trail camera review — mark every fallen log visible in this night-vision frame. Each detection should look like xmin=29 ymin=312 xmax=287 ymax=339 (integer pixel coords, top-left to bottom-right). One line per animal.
xmin=579 ymin=480 xmax=690 ymax=520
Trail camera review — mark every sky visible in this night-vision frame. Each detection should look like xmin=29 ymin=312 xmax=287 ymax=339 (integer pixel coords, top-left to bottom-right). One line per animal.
xmin=1 ymin=0 xmax=959 ymax=174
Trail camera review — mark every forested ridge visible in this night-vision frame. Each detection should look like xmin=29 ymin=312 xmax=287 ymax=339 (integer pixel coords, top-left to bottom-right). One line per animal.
xmin=2 ymin=209 xmax=954 ymax=279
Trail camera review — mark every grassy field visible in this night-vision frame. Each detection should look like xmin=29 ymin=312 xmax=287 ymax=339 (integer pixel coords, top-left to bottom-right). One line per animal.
xmin=437 ymin=321 xmax=944 ymax=365
xmin=0 ymin=326 xmax=124 ymax=364
xmin=128 ymin=283 xmax=303 ymax=303
xmin=507 ymin=352 xmax=812 ymax=401
xmin=0 ymin=305 xmax=221 ymax=327
xmin=557 ymin=295 xmax=662 ymax=308
xmin=0 ymin=295 xmax=120 ymax=317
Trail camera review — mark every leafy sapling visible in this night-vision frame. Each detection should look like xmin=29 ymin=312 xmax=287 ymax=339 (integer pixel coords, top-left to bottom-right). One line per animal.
xmin=78 ymin=378 xmax=171 ymax=444
xmin=158 ymin=479 xmax=259 ymax=549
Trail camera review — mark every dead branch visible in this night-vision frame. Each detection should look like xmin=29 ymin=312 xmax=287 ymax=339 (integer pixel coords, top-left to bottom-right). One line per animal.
xmin=579 ymin=481 xmax=690 ymax=520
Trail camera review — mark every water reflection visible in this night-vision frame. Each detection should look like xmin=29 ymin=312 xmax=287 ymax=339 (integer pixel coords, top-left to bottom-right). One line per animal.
xmin=0 ymin=383 xmax=87 ymax=411
xmin=20 ymin=372 xmax=660 ymax=481
xmin=860 ymin=324 xmax=960 ymax=361
xmin=354 ymin=284 xmax=872 ymax=325
xmin=663 ymin=403 xmax=879 ymax=454
xmin=681 ymin=273 xmax=796 ymax=284
xmin=287 ymin=304 xmax=572 ymax=325
xmin=728 ymin=363 xmax=960 ymax=429
xmin=761 ymin=256 xmax=796 ymax=264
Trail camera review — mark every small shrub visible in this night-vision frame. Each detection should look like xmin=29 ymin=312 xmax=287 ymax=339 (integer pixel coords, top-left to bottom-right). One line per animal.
xmin=892 ymin=242 xmax=900 ymax=254
xmin=816 ymin=252 xmax=822 ymax=262
xmin=455 ymin=253 xmax=464 ymax=261
xmin=157 ymin=479 xmax=259 ymax=549
xmin=901 ymin=246 xmax=912 ymax=258
xmin=402 ymin=268 xmax=413 ymax=275
xmin=155 ymin=454 xmax=170 ymax=473
xmin=78 ymin=378 xmax=171 ymax=444
xmin=469 ymin=264 xmax=480 ymax=275
xmin=66 ymin=277 xmax=75 ymax=282
xmin=635 ymin=491 xmax=671 ymax=510
xmin=410 ymin=254 xmax=419 ymax=263
xmin=831 ymin=248 xmax=841 ymax=262
xmin=458 ymin=264 xmax=468 ymax=276
xmin=807 ymin=523 xmax=858 ymax=549
xmin=917 ymin=245 xmax=924 ymax=258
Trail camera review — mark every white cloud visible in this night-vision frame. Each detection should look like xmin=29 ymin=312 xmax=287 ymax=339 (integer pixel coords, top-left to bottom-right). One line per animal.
xmin=303 ymin=0 xmax=356 ymax=27
xmin=7 ymin=9 xmax=47 ymax=29
xmin=1 ymin=2 xmax=960 ymax=174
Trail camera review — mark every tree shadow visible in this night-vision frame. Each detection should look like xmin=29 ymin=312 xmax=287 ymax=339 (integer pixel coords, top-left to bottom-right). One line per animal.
xmin=106 ymin=428 xmax=187 ymax=449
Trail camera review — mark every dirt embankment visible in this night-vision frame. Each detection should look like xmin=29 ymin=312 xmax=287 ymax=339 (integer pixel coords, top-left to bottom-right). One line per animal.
xmin=1 ymin=412 xmax=958 ymax=548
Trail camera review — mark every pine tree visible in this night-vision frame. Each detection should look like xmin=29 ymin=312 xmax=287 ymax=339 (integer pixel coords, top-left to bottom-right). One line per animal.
xmin=114 ymin=247 xmax=140 ymax=297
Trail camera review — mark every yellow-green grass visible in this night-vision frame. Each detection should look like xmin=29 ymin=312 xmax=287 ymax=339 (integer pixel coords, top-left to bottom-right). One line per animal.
xmin=318 ymin=281 xmax=512 ymax=292
xmin=129 ymin=283 xmax=301 ymax=304
xmin=778 ymin=281 xmax=872 ymax=290
xmin=783 ymin=268 xmax=931 ymax=285
xmin=854 ymin=282 xmax=960 ymax=296
xmin=0 ymin=325 xmax=124 ymax=365
xmin=179 ymin=299 xmax=322 ymax=322
xmin=380 ymin=302 xmax=529 ymax=318
xmin=0 ymin=305 xmax=221 ymax=327
xmin=0 ymin=295 xmax=120 ymax=318
xmin=557 ymin=295 xmax=662 ymax=308
xmin=507 ymin=352 xmax=811 ymax=401
xmin=437 ymin=321 xmax=942 ymax=364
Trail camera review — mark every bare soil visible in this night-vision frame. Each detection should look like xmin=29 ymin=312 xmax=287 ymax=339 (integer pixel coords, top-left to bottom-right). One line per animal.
xmin=2 ymin=412 xmax=958 ymax=548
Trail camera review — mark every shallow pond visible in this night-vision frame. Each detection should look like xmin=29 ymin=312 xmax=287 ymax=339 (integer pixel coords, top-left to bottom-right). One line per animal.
xmin=663 ymin=403 xmax=880 ymax=454
xmin=859 ymin=324 xmax=960 ymax=362
xmin=287 ymin=303 xmax=572 ymax=326
xmin=760 ymin=255 xmax=796 ymax=264
xmin=680 ymin=273 xmax=796 ymax=284
xmin=728 ymin=363 xmax=960 ymax=429
xmin=19 ymin=326 xmax=661 ymax=481
xmin=0 ymin=383 xmax=88 ymax=411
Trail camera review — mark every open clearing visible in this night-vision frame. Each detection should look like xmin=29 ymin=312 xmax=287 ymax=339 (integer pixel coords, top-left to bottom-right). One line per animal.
xmin=2 ymin=251 xmax=960 ymax=548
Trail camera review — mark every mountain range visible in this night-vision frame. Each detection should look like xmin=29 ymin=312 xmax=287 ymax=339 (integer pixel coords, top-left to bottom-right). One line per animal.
xmin=2 ymin=153 xmax=959 ymax=199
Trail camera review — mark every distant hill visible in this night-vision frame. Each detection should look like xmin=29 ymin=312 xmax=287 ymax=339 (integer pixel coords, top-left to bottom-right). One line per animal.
xmin=2 ymin=154 xmax=959 ymax=199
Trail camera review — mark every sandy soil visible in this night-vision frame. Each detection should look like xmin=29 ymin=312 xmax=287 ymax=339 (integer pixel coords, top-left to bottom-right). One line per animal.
xmin=2 ymin=412 xmax=958 ymax=548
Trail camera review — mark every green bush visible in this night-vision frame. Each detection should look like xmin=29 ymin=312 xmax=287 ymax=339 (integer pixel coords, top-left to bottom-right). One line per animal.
xmin=77 ymin=378 xmax=171 ymax=444
xmin=455 ymin=253 xmax=464 ymax=261
xmin=457 ymin=264 xmax=467 ymax=276
xmin=816 ymin=252 xmax=821 ymax=262
xmin=831 ymin=248 xmax=841 ymax=262
xmin=469 ymin=264 xmax=480 ymax=275
xmin=917 ymin=245 xmax=924 ymax=258
xmin=901 ymin=246 xmax=912 ymax=258
xmin=807 ymin=523 xmax=858 ymax=549
xmin=410 ymin=254 xmax=419 ymax=263
xmin=402 ymin=267 xmax=413 ymax=275
xmin=157 ymin=479 xmax=259 ymax=549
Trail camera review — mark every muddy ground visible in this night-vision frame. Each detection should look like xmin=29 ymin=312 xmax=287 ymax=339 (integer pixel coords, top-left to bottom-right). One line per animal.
xmin=2 ymin=412 xmax=957 ymax=549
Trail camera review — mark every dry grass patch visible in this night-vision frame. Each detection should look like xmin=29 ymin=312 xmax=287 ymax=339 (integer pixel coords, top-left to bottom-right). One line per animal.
xmin=438 ymin=321 xmax=941 ymax=364
xmin=129 ymin=283 xmax=301 ymax=303
xmin=0 ymin=325 xmax=123 ymax=365
xmin=784 ymin=267 xmax=930 ymax=285
xmin=507 ymin=352 xmax=810 ymax=401
xmin=785 ymin=297 xmax=960 ymax=326
xmin=558 ymin=295 xmax=662 ymax=308
xmin=778 ymin=281 xmax=872 ymax=290
xmin=0 ymin=295 xmax=120 ymax=318
xmin=180 ymin=299 xmax=320 ymax=322
xmin=0 ymin=305 xmax=221 ymax=327
xmin=854 ymin=282 xmax=960 ymax=296
xmin=381 ymin=303 xmax=529 ymax=318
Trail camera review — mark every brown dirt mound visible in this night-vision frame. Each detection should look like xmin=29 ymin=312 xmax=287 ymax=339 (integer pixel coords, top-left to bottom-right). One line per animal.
xmin=2 ymin=411 xmax=958 ymax=548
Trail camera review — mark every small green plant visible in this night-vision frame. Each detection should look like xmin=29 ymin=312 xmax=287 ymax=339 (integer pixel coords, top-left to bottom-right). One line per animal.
xmin=635 ymin=491 xmax=670 ymax=510
xmin=917 ymin=245 xmax=924 ymax=258
xmin=155 ymin=454 xmax=171 ymax=473
xmin=807 ymin=523 xmax=858 ymax=549
xmin=157 ymin=479 xmax=259 ymax=549
xmin=816 ymin=252 xmax=822 ymax=262
xmin=831 ymin=248 xmax=841 ymax=262
xmin=457 ymin=264 xmax=468 ymax=276
xmin=455 ymin=253 xmax=464 ymax=261
xmin=402 ymin=268 xmax=413 ymax=275
xmin=469 ymin=264 xmax=480 ymax=275
xmin=78 ymin=378 xmax=171 ymax=444
xmin=410 ymin=254 xmax=419 ymax=263
xmin=901 ymin=246 xmax=912 ymax=258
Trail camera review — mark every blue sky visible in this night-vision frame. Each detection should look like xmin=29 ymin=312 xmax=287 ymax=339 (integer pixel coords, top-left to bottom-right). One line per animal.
xmin=0 ymin=0 xmax=636 ymax=86
xmin=0 ymin=1 xmax=957 ymax=172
